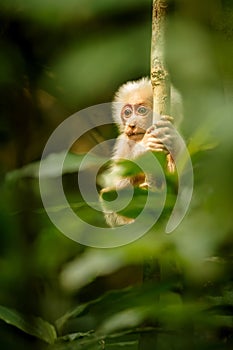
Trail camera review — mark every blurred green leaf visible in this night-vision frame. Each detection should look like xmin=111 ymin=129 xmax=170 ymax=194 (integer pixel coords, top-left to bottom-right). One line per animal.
xmin=1 ymin=0 xmax=151 ymax=25
xmin=99 ymin=308 xmax=145 ymax=335
xmin=0 ymin=305 xmax=57 ymax=344
xmin=188 ymin=120 xmax=219 ymax=156
xmin=105 ymin=340 xmax=137 ymax=348
xmin=60 ymin=249 xmax=127 ymax=292
xmin=48 ymin=23 xmax=150 ymax=104
xmin=51 ymin=330 xmax=139 ymax=350
xmin=56 ymin=282 xmax=172 ymax=333
xmin=6 ymin=152 xmax=108 ymax=181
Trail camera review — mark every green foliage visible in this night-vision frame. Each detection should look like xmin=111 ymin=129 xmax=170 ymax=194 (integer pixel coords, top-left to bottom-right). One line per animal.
xmin=0 ymin=305 xmax=56 ymax=344
xmin=1 ymin=0 xmax=233 ymax=350
xmin=0 ymin=0 xmax=151 ymax=26
xmin=6 ymin=152 xmax=107 ymax=181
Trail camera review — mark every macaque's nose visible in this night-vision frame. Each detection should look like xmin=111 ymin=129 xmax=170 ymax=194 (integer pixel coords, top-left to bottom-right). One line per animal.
xmin=128 ymin=120 xmax=136 ymax=128
xmin=129 ymin=124 xmax=136 ymax=129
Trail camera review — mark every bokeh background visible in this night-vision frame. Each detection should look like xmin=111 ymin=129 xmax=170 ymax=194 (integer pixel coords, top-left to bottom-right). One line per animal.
xmin=0 ymin=0 xmax=233 ymax=349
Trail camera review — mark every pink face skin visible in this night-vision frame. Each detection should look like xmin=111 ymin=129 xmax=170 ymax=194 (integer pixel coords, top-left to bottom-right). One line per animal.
xmin=121 ymin=103 xmax=153 ymax=141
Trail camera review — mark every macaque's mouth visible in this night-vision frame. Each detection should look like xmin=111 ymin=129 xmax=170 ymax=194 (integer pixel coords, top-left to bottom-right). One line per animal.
xmin=125 ymin=128 xmax=145 ymax=136
xmin=126 ymin=131 xmax=145 ymax=136
xmin=125 ymin=131 xmax=145 ymax=139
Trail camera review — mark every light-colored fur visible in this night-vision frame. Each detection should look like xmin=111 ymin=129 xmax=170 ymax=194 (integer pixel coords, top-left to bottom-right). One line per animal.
xmin=100 ymin=77 xmax=182 ymax=227
xmin=112 ymin=78 xmax=153 ymax=130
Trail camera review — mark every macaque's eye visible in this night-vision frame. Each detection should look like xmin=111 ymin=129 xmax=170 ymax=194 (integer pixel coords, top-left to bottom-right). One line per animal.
xmin=122 ymin=107 xmax=133 ymax=117
xmin=137 ymin=106 xmax=148 ymax=115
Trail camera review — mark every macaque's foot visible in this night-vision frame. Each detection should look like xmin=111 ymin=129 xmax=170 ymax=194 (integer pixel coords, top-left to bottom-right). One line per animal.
xmin=100 ymin=187 xmax=114 ymax=195
xmin=167 ymin=154 xmax=176 ymax=173
xmin=104 ymin=211 xmax=135 ymax=227
xmin=139 ymin=182 xmax=150 ymax=190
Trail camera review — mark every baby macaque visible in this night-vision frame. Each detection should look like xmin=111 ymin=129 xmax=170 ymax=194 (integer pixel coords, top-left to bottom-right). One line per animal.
xmin=100 ymin=77 xmax=182 ymax=227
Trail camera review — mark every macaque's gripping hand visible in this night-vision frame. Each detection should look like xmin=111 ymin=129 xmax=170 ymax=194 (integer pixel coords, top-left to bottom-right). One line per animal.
xmin=141 ymin=115 xmax=178 ymax=156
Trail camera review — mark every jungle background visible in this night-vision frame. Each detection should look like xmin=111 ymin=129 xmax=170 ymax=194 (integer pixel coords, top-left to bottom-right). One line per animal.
xmin=0 ymin=0 xmax=233 ymax=349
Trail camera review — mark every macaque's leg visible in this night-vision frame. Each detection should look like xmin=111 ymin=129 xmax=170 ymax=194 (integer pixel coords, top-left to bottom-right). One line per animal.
xmin=100 ymin=186 xmax=135 ymax=227
xmin=104 ymin=211 xmax=135 ymax=227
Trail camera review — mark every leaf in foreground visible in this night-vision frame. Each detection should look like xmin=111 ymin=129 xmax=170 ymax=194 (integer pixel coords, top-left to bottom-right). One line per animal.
xmin=0 ymin=304 xmax=57 ymax=344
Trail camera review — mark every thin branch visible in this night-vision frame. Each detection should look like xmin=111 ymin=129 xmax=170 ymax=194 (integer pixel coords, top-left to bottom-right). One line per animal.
xmin=151 ymin=0 xmax=170 ymax=120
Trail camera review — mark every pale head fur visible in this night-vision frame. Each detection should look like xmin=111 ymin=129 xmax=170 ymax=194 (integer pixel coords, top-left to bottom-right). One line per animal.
xmin=112 ymin=77 xmax=153 ymax=131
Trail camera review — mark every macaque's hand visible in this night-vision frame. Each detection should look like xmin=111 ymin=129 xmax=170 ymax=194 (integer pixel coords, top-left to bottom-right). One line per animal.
xmin=141 ymin=115 xmax=178 ymax=156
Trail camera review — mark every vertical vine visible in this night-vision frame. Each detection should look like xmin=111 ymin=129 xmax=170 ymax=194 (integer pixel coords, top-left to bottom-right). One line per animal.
xmin=151 ymin=0 xmax=175 ymax=172
xmin=151 ymin=0 xmax=170 ymax=120
xmin=139 ymin=2 xmax=171 ymax=348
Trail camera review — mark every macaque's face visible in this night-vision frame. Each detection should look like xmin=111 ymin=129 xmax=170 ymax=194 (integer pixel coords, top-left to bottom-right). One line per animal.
xmin=113 ymin=78 xmax=153 ymax=140
xmin=121 ymin=103 xmax=153 ymax=141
